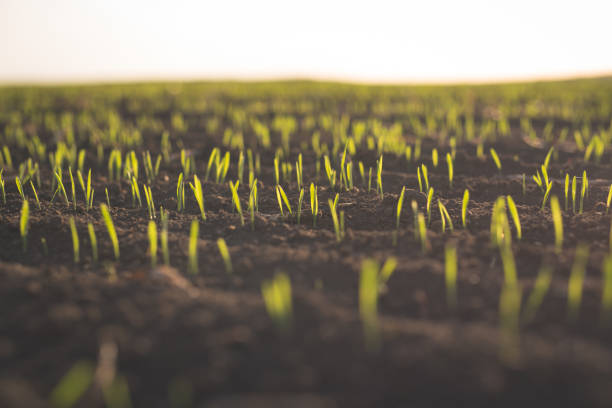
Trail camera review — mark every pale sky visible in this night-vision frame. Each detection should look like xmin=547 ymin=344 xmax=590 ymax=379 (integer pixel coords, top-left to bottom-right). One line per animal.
xmin=1 ymin=0 xmax=611 ymax=84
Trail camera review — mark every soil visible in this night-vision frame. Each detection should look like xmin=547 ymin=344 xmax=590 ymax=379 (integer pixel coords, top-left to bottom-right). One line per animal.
xmin=2 ymin=113 xmax=612 ymax=407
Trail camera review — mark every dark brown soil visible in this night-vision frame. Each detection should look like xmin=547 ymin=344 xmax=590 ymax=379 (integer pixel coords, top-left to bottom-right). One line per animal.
xmin=2 ymin=105 xmax=612 ymax=406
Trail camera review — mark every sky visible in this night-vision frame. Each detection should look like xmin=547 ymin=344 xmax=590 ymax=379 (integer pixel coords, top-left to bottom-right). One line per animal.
xmin=1 ymin=0 xmax=611 ymax=84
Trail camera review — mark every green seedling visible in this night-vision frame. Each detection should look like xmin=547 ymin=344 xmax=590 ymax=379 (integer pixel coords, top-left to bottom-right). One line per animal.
xmin=69 ymin=217 xmax=79 ymax=263
xmin=20 ymin=200 xmax=29 ymax=252
xmin=523 ymin=265 xmax=553 ymax=324
xmin=130 ymin=176 xmax=141 ymax=208
xmin=296 ymin=153 xmax=303 ymax=190
xmin=568 ymin=244 xmax=589 ymax=323
xmin=500 ymin=242 xmax=518 ymax=286
xmin=368 ymin=166 xmax=372 ymax=193
xmin=393 ymin=186 xmax=406 ymax=245
xmin=438 ymin=200 xmax=453 ymax=232
xmin=297 ymin=188 xmax=304 ymax=225
xmin=358 ymin=161 xmax=366 ymax=186
xmin=143 ymin=185 xmax=155 ymax=219
xmin=426 ymin=187 xmax=434 ymax=225
xmin=188 ymin=219 xmax=199 ymax=274
xmin=176 ymin=173 xmax=185 ymax=212
xmin=446 ymin=152 xmax=453 ymax=188
xmin=506 ymin=195 xmax=521 ymax=240
xmin=328 ymin=197 xmax=344 ymax=242
xmin=15 ymin=176 xmax=25 ymax=201
xmin=217 ymin=238 xmax=232 ymax=274
xmin=549 ymin=195 xmax=563 ymax=253
xmin=105 ymin=187 xmax=111 ymax=207
xmin=579 ymin=170 xmax=588 ymax=214
xmin=323 ymin=155 xmax=336 ymax=189
xmin=606 ymin=184 xmax=612 ymax=214
xmin=376 ymin=155 xmax=383 ymax=199
xmin=237 ymin=151 xmax=245 ymax=185
xmin=378 ymin=257 xmax=398 ymax=288
xmin=30 ymin=180 xmax=40 ymax=209
xmin=522 ymin=173 xmax=526 ymax=196
xmin=421 ymin=164 xmax=429 ymax=192
xmin=189 ymin=175 xmax=206 ymax=220
xmin=148 ymin=220 xmax=157 ymax=268
xmin=462 ymin=189 xmax=469 ymax=228
xmin=541 ymin=179 xmax=553 ymax=210
xmin=160 ymin=207 xmax=170 ymax=265
xmin=275 ymin=184 xmax=292 ymax=218
xmin=360 ymin=259 xmax=380 ymax=351
xmin=445 ymin=243 xmax=458 ymax=310
xmin=204 ymin=148 xmax=218 ymax=182
xmin=273 ymin=156 xmax=280 ymax=186
xmin=49 ymin=360 xmax=95 ymax=408
xmin=261 ymin=272 xmax=293 ymax=334
xmin=87 ymin=222 xmax=97 ymax=263
xmin=490 ymin=148 xmax=502 ymax=172
xmin=248 ymin=180 xmax=258 ymax=230
xmin=310 ymin=183 xmax=318 ymax=227
xmin=85 ymin=169 xmax=94 ymax=211
xmin=100 ymin=204 xmax=119 ymax=261
xmin=432 ymin=148 xmax=439 ymax=168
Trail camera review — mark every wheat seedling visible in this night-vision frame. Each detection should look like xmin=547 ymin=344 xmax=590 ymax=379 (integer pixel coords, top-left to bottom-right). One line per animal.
xmin=29 ymin=181 xmax=40 ymax=210
xmin=446 ymin=152 xmax=453 ymax=188
xmin=438 ymin=200 xmax=453 ymax=232
xmin=188 ymin=219 xmax=199 ymax=274
xmin=445 ymin=243 xmax=458 ymax=310
xmin=550 ymin=195 xmax=563 ymax=253
xmin=275 ymin=184 xmax=292 ymax=218
xmin=69 ymin=217 xmax=79 ymax=263
xmin=297 ymin=188 xmax=304 ymax=225
xmin=100 ymin=204 xmax=119 ymax=261
xmin=189 ymin=175 xmax=206 ymax=220
xmin=462 ymin=189 xmax=469 ymax=228
xmin=393 ymin=186 xmax=406 ymax=245
xmin=262 ymin=272 xmax=293 ymax=334
xmin=426 ymin=187 xmax=434 ymax=225
xmin=607 ymin=184 xmax=612 ymax=215
xmin=506 ymin=196 xmax=521 ymax=240
xmin=20 ymin=200 xmax=29 ymax=252
xmin=579 ymin=170 xmax=588 ymax=214
xmin=310 ymin=183 xmax=318 ymax=227
xmin=490 ymin=147 xmax=502 ymax=173
xmin=217 ymin=238 xmax=232 ymax=274
xmin=148 ymin=220 xmax=158 ymax=268
xmin=0 ymin=169 xmax=5 ymax=204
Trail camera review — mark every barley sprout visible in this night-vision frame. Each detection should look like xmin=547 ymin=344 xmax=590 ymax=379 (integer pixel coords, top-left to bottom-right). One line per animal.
xmin=445 ymin=243 xmax=458 ymax=310
xmin=432 ymin=148 xmax=439 ymax=168
xmin=393 ymin=186 xmax=405 ymax=245
xmin=217 ymin=238 xmax=232 ymax=274
xmin=461 ymin=189 xmax=469 ymax=228
xmin=421 ymin=164 xmax=429 ymax=191
xmin=20 ymin=200 xmax=29 ymax=252
xmin=148 ymin=220 xmax=158 ymax=268
xmin=446 ymin=152 xmax=453 ymax=188
xmin=100 ymin=204 xmax=119 ymax=261
xmin=30 ymin=181 xmax=40 ymax=210
xmin=229 ymin=181 xmax=245 ymax=225
xmin=373 ymin=156 xmax=383 ymax=198
xmin=176 ymin=173 xmax=185 ymax=212
xmin=188 ymin=219 xmax=199 ymax=274
xmin=490 ymin=147 xmax=502 ymax=172
xmin=189 ymin=175 xmax=206 ymax=220
xmin=606 ymin=184 xmax=612 ymax=215
xmin=296 ymin=153 xmax=303 ymax=191
xmin=273 ymin=156 xmax=280 ymax=186
xmin=310 ymin=183 xmax=318 ymax=227
xmin=438 ymin=200 xmax=453 ymax=232
xmin=417 ymin=166 xmax=423 ymax=193
xmin=275 ymin=184 xmax=292 ymax=218
xmin=506 ymin=196 xmax=521 ymax=240
xmin=541 ymin=180 xmax=553 ymax=210
xmin=568 ymin=244 xmax=589 ymax=323
xmin=87 ymin=222 xmax=98 ymax=263
xmin=297 ymin=188 xmax=304 ymax=225
xmin=426 ymin=187 xmax=434 ymax=225
xmin=523 ymin=265 xmax=553 ymax=324
xmin=261 ymin=272 xmax=293 ymax=334
xmin=69 ymin=217 xmax=79 ymax=263
xmin=550 ymin=196 xmax=563 ymax=253
xmin=329 ymin=198 xmax=343 ymax=242
xmin=105 ymin=187 xmax=111 ymax=207
xmin=15 ymin=176 xmax=25 ymax=201
xmin=359 ymin=259 xmax=380 ymax=351
xmin=579 ymin=170 xmax=587 ymax=214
